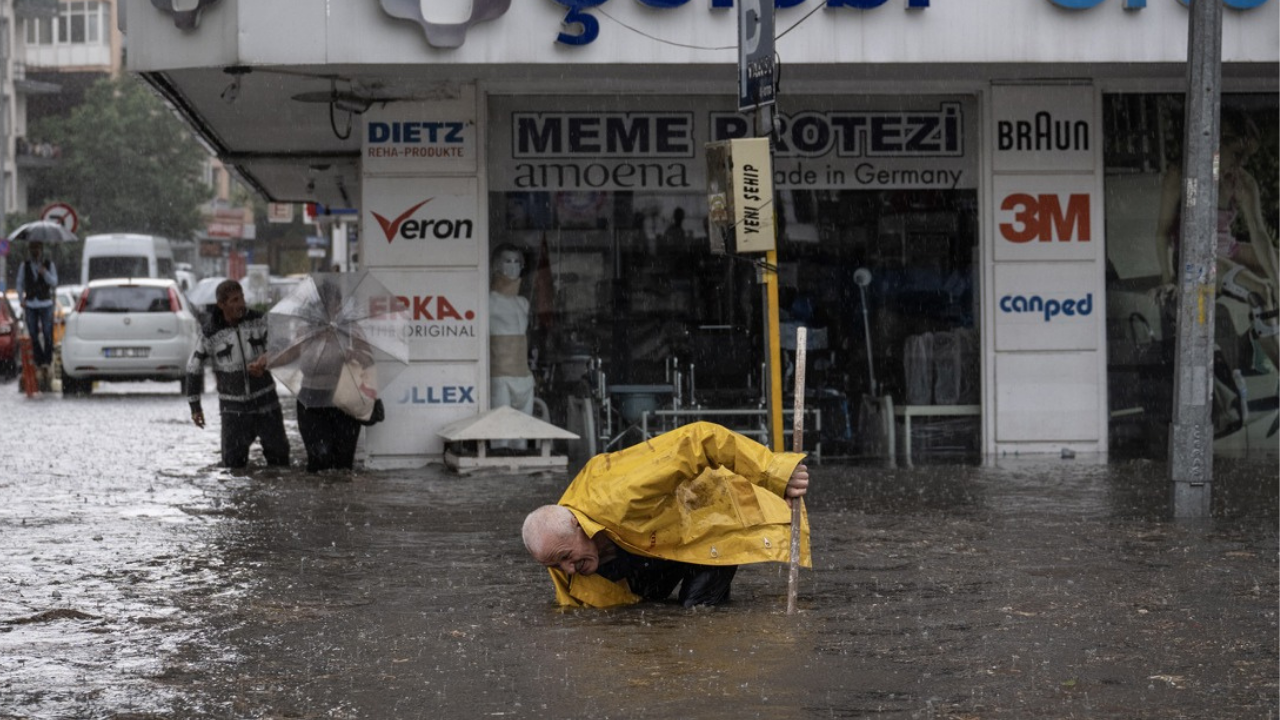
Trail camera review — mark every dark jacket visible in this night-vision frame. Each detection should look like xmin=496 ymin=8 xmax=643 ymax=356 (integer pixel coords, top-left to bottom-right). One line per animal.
xmin=186 ymin=308 xmax=281 ymax=415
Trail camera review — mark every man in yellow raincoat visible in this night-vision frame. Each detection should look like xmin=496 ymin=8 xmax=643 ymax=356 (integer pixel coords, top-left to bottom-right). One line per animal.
xmin=522 ymin=422 xmax=810 ymax=608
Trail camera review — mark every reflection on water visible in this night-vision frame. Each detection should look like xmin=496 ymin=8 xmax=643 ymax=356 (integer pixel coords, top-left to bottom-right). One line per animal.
xmin=169 ymin=458 xmax=1275 ymax=719
xmin=1 ymin=380 xmax=1274 ymax=719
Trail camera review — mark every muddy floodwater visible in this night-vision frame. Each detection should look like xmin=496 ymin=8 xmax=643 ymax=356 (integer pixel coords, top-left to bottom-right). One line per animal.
xmin=1 ymin=381 xmax=1276 ymax=719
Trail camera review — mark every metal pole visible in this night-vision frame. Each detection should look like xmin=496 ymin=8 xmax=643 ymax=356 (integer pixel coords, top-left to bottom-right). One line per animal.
xmin=1169 ymin=0 xmax=1222 ymax=519
xmin=0 ymin=12 xmax=9 ymax=291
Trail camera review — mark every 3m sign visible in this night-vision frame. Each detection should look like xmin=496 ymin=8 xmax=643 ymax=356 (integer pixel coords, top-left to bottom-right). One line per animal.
xmin=999 ymin=192 xmax=1091 ymax=243
xmin=993 ymin=176 xmax=1098 ymax=262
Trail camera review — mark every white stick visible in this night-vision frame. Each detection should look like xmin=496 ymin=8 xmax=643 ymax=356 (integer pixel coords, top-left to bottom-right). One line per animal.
xmin=787 ymin=327 xmax=807 ymax=615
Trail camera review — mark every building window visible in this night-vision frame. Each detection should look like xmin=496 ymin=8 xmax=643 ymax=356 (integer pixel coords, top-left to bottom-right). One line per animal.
xmin=24 ymin=1 xmax=107 ymax=46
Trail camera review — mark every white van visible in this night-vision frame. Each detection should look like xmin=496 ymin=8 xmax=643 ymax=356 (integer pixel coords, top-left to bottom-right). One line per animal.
xmin=80 ymin=234 xmax=176 ymax=286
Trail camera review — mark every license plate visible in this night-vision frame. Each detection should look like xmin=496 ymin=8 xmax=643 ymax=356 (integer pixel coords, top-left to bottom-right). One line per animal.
xmin=103 ymin=347 xmax=149 ymax=358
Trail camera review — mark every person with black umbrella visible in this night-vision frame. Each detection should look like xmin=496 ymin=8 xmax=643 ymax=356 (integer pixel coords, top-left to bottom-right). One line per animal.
xmin=14 ymin=241 xmax=57 ymax=389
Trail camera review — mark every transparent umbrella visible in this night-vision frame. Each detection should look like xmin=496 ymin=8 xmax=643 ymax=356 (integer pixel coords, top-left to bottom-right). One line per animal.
xmin=9 ymin=220 xmax=77 ymax=245
xmin=266 ymin=272 xmax=409 ymax=420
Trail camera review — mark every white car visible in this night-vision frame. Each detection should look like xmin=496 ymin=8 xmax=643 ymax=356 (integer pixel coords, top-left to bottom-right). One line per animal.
xmin=61 ymin=278 xmax=200 ymax=395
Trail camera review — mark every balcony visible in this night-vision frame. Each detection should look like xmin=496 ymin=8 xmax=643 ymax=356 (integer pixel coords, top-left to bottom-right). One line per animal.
xmin=14 ymin=0 xmax=58 ymax=19
xmin=15 ymin=138 xmax=60 ymax=169
xmin=12 ymin=63 xmax=61 ymax=96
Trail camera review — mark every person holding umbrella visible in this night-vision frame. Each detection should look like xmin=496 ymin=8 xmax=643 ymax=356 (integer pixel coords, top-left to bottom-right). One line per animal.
xmin=268 ymin=278 xmax=378 ymax=472
xmin=263 ymin=273 xmax=405 ymax=473
xmin=14 ymin=241 xmax=57 ymax=390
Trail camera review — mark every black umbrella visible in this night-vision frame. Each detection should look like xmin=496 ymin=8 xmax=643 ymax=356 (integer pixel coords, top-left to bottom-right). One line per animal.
xmin=9 ymin=220 xmax=77 ymax=245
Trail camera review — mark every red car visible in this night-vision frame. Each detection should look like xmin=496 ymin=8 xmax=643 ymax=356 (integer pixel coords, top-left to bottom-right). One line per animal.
xmin=0 ymin=296 xmax=19 ymax=380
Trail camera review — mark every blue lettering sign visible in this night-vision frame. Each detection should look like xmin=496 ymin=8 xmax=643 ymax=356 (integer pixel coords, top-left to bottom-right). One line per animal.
xmin=1049 ymin=0 xmax=1267 ymax=9
xmin=368 ymin=122 xmax=466 ymax=145
xmin=398 ymin=385 xmax=479 ymax=404
xmin=999 ymin=293 xmax=1093 ymax=322
xmin=558 ymin=0 xmax=931 ymax=46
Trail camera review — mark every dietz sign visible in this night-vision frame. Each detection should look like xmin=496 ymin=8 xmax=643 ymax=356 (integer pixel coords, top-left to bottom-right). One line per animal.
xmin=362 ymin=96 xmax=476 ymax=174
xmin=367 ymin=122 xmax=468 ymax=160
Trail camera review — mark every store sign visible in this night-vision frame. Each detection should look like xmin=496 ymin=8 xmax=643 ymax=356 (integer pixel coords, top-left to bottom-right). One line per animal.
xmin=372 ymin=269 xmax=482 ymax=361
xmin=206 ymin=221 xmax=245 ymax=239
xmin=363 ymin=94 xmax=476 ymax=175
xmin=553 ymin=0 xmax=932 ymax=45
xmin=1047 ymin=0 xmax=1267 ymax=9
xmin=993 ymin=263 xmax=1098 ymax=351
xmin=999 ymin=292 xmax=1094 ymax=323
xmin=397 ymin=384 xmax=477 ymax=405
xmin=993 ymin=176 xmax=1098 ymax=262
xmin=367 ymin=363 xmax=481 ymax=457
xmin=711 ymin=104 xmax=963 ymax=157
xmin=361 ymin=177 xmax=479 ymax=267
xmin=992 ymin=86 xmax=1094 ymax=173
xmin=491 ymin=96 xmax=977 ymax=192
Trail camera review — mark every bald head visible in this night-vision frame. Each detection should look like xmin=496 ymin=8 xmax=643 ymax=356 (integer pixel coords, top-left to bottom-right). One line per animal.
xmin=522 ymin=505 xmax=601 ymax=576
xmin=522 ymin=505 xmax=576 ymax=556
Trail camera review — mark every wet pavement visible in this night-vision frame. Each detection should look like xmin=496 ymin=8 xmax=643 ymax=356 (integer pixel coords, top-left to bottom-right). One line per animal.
xmin=1 ymin=377 xmax=1276 ymax=719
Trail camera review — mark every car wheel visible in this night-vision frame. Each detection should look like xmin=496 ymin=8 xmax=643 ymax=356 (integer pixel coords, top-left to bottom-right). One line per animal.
xmin=62 ymin=369 xmax=91 ymax=396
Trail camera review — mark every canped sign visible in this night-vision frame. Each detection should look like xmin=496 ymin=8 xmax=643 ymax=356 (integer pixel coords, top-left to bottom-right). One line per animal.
xmin=993 ymin=263 xmax=1098 ymax=352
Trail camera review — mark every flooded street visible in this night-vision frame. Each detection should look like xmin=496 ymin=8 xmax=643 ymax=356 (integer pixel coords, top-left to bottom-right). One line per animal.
xmin=1 ymin=379 xmax=1276 ymax=719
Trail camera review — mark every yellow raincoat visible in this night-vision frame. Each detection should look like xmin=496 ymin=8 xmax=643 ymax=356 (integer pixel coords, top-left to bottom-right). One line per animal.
xmin=549 ymin=422 xmax=811 ymax=608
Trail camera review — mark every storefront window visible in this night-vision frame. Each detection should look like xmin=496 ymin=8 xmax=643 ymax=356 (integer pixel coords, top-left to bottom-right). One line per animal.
xmin=489 ymin=95 xmax=981 ymax=457
xmin=1104 ymin=93 xmax=1279 ymax=458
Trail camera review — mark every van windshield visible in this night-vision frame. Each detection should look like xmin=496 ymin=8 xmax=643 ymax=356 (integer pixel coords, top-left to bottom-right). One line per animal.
xmin=88 ymin=256 xmax=148 ymax=282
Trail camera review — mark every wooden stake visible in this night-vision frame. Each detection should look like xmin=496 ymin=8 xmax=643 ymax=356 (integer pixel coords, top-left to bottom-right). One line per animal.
xmin=787 ymin=326 xmax=807 ymax=615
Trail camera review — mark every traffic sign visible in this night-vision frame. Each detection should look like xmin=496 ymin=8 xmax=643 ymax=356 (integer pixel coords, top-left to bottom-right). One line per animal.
xmin=738 ymin=0 xmax=775 ymax=111
xmin=40 ymin=203 xmax=79 ymax=234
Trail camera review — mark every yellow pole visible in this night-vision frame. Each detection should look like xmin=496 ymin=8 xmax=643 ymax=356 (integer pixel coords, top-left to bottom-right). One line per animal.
xmin=764 ymin=248 xmax=783 ymax=451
